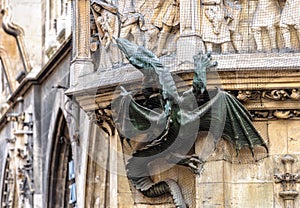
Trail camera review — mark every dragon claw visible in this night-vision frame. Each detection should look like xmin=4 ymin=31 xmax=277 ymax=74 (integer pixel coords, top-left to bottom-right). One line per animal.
xmin=167 ymin=153 xmax=204 ymax=175
xmin=183 ymin=154 xmax=204 ymax=174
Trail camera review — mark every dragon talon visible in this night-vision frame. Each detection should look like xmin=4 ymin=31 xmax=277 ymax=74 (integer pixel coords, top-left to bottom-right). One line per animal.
xmin=166 ymin=153 xmax=204 ymax=174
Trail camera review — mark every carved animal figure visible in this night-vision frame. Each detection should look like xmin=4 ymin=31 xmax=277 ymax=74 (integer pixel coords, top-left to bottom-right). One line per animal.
xmin=112 ymin=38 xmax=268 ymax=208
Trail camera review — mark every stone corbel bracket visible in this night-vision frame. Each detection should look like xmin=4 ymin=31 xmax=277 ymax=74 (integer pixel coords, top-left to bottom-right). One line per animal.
xmin=87 ymin=108 xmax=115 ymax=136
xmin=274 ymin=155 xmax=300 ymax=208
xmin=1 ymin=6 xmax=31 ymax=73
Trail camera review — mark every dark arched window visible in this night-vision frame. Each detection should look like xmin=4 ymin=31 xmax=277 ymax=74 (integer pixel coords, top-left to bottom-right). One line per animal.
xmin=47 ymin=112 xmax=76 ymax=207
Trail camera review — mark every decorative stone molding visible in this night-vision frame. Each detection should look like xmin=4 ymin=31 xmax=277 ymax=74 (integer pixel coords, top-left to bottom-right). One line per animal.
xmin=274 ymin=155 xmax=300 ymax=208
xmin=234 ymin=89 xmax=300 ymax=120
xmin=87 ymin=108 xmax=115 ymax=136
xmin=4 ymin=105 xmax=34 ymax=208
xmin=250 ymin=110 xmax=300 ymax=120
xmin=70 ymin=0 xmax=94 ymax=86
xmin=1 ymin=5 xmax=31 ymax=73
xmin=237 ymin=89 xmax=300 ymax=102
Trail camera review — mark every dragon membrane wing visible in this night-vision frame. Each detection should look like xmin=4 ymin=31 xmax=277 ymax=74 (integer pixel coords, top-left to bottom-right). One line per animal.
xmin=179 ymin=89 xmax=268 ymax=154
xmin=112 ymin=87 xmax=167 ymax=140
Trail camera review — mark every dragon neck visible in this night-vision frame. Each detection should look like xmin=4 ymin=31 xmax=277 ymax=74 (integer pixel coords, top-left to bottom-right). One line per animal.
xmin=151 ymin=64 xmax=180 ymax=103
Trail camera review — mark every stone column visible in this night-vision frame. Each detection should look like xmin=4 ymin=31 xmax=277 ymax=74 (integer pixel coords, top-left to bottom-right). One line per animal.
xmin=177 ymin=0 xmax=205 ymax=66
xmin=274 ymin=155 xmax=300 ymax=208
xmin=70 ymin=0 xmax=94 ymax=86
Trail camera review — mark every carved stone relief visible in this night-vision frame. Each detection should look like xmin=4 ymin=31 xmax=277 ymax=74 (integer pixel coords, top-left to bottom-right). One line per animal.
xmin=279 ymin=0 xmax=300 ymax=52
xmin=251 ymin=0 xmax=281 ymax=52
xmin=90 ymin=0 xmax=180 ymax=62
xmin=236 ymin=89 xmax=300 ymax=120
xmin=88 ymin=0 xmax=300 ymax=70
xmin=225 ymin=0 xmax=243 ymax=53
xmin=151 ymin=0 xmax=180 ymax=56
xmin=201 ymin=0 xmax=231 ymax=53
xmin=119 ymin=0 xmax=145 ymax=46
xmin=3 ymin=110 xmax=34 ymax=208
xmin=274 ymin=155 xmax=300 ymax=208
xmin=237 ymin=89 xmax=300 ymax=102
xmin=91 ymin=0 xmax=122 ymax=70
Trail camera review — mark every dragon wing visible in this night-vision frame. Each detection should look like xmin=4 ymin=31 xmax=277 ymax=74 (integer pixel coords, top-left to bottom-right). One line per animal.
xmin=179 ymin=88 xmax=268 ymax=155
xmin=112 ymin=87 xmax=167 ymax=140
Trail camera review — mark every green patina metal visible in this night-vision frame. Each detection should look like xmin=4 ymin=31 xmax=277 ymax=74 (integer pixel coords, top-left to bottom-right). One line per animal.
xmin=112 ymin=38 xmax=268 ymax=208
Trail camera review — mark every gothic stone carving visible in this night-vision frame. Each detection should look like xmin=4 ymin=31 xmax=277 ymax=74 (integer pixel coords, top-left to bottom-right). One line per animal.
xmin=251 ymin=0 xmax=280 ymax=52
xmin=4 ymin=111 xmax=34 ymax=208
xmin=89 ymin=0 xmax=300 ymax=61
xmin=151 ymin=0 xmax=180 ymax=56
xmin=91 ymin=0 xmax=122 ymax=70
xmin=237 ymin=89 xmax=300 ymax=102
xmin=274 ymin=155 xmax=300 ymax=208
xmin=119 ymin=0 xmax=145 ymax=46
xmin=280 ymin=0 xmax=300 ymax=52
xmin=237 ymin=89 xmax=300 ymax=120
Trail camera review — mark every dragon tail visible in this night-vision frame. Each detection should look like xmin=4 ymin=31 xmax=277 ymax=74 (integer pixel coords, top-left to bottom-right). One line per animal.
xmin=126 ymin=145 xmax=187 ymax=207
xmin=128 ymin=174 xmax=187 ymax=208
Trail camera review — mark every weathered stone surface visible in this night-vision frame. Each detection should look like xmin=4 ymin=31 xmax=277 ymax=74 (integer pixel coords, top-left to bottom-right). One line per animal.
xmin=268 ymin=121 xmax=288 ymax=155
xmin=287 ymin=120 xmax=300 ymax=153
xmin=196 ymin=183 xmax=226 ymax=207
xmin=229 ymin=183 xmax=274 ymax=207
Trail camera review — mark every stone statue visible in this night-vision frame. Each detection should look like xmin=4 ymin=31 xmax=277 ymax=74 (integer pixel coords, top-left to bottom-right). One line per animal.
xmin=112 ymin=38 xmax=268 ymax=208
xmin=251 ymin=0 xmax=280 ymax=52
xmin=151 ymin=0 xmax=180 ymax=56
xmin=119 ymin=0 xmax=145 ymax=46
xmin=91 ymin=0 xmax=122 ymax=69
xmin=225 ymin=0 xmax=243 ymax=53
xmin=138 ymin=0 xmax=160 ymax=51
xmin=279 ymin=0 xmax=300 ymax=52
xmin=200 ymin=0 xmax=231 ymax=53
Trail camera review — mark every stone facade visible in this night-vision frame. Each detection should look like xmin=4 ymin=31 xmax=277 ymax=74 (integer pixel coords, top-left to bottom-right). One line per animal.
xmin=0 ymin=0 xmax=299 ymax=208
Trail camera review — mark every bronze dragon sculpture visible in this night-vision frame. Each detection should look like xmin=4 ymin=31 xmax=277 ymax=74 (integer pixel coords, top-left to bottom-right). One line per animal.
xmin=111 ymin=38 xmax=268 ymax=208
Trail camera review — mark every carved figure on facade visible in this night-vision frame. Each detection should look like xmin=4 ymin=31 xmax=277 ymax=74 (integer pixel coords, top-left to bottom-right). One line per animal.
xmin=279 ymin=0 xmax=300 ymax=52
xmin=251 ymin=0 xmax=280 ymax=52
xmin=151 ymin=0 xmax=180 ymax=57
xmin=91 ymin=0 xmax=122 ymax=70
xmin=112 ymin=38 xmax=268 ymax=207
xmin=200 ymin=0 xmax=232 ymax=53
xmin=224 ymin=0 xmax=243 ymax=53
xmin=119 ymin=0 xmax=146 ymax=46
xmin=137 ymin=0 xmax=160 ymax=52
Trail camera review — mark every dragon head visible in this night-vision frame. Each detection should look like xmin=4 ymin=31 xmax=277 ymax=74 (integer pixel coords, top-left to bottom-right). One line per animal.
xmin=116 ymin=38 xmax=162 ymax=70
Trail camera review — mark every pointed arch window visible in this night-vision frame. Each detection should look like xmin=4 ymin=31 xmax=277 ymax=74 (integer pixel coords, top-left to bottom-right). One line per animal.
xmin=48 ymin=113 xmax=77 ymax=207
